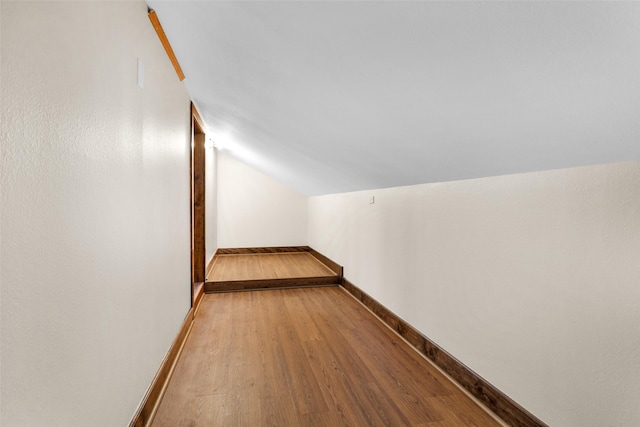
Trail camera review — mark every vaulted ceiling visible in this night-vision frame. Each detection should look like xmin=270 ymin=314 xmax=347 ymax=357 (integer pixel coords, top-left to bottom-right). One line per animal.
xmin=148 ymin=1 xmax=640 ymax=196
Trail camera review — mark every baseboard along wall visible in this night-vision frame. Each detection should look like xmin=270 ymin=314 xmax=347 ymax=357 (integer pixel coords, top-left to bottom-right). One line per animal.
xmin=205 ymin=253 xmax=217 ymax=280
xmin=340 ymin=277 xmax=547 ymax=427
xmin=129 ymin=292 xmax=203 ymax=427
xmin=215 ymin=246 xmax=310 ymax=254
xmin=133 ymin=246 xmax=545 ymax=427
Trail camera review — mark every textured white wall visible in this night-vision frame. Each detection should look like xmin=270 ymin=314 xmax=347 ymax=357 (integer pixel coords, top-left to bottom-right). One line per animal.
xmin=217 ymin=152 xmax=307 ymax=248
xmin=308 ymin=161 xmax=640 ymax=427
xmin=205 ymin=146 xmax=218 ymax=263
xmin=1 ymin=2 xmax=191 ymax=426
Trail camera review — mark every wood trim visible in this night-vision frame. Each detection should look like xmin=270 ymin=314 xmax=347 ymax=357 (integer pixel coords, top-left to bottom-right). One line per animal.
xmin=192 ymin=104 xmax=206 ymax=134
xmin=148 ymin=10 xmax=185 ymax=81
xmin=307 ymin=248 xmax=343 ymax=277
xmin=205 ymin=276 xmax=340 ymax=293
xmin=191 ymin=104 xmax=206 ymax=284
xmin=340 ymin=278 xmax=547 ymax=427
xmin=193 ymin=282 xmax=204 ymax=317
xmin=129 ymin=307 xmax=195 ymax=427
xmin=216 ymin=246 xmax=310 ymax=255
xmin=205 ymin=253 xmax=217 ymax=281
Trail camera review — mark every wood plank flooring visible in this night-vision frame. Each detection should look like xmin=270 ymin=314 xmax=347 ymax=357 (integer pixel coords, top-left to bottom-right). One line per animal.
xmin=152 ymin=287 xmax=503 ymax=426
xmin=207 ymin=253 xmax=336 ymax=282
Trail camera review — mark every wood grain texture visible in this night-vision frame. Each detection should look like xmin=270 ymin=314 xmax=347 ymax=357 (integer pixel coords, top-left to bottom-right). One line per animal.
xmin=191 ymin=104 xmax=206 ymax=133
xmin=341 ymin=278 xmax=547 ymax=427
xmin=193 ymin=282 xmax=204 ymax=315
xmin=205 ymin=276 xmax=339 ymax=293
xmin=129 ymin=308 xmax=195 ymax=427
xmin=206 ymin=252 xmax=340 ymax=293
xmin=147 ymin=10 xmax=185 ymax=81
xmin=205 ymin=253 xmax=216 ymax=281
xmin=216 ymin=246 xmax=310 ymax=255
xmin=213 ymin=247 xmax=343 ymax=276
xmin=151 ymin=287 xmax=502 ymax=426
xmin=307 ymin=247 xmax=343 ymax=277
xmin=191 ymin=104 xmax=206 ymax=284
xmin=207 ymin=253 xmax=336 ymax=282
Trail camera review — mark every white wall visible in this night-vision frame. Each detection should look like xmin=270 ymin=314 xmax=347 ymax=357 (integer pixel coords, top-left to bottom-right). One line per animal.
xmin=205 ymin=145 xmax=218 ymax=263
xmin=308 ymin=161 xmax=640 ymax=427
xmin=1 ymin=2 xmax=192 ymax=426
xmin=217 ymin=152 xmax=307 ymax=248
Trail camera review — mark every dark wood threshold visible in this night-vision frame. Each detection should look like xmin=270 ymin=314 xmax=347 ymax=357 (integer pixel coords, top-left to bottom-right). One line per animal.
xmin=205 ymin=276 xmax=340 ymax=293
xmin=340 ymin=278 xmax=547 ymax=427
xmin=129 ymin=307 xmax=195 ymax=427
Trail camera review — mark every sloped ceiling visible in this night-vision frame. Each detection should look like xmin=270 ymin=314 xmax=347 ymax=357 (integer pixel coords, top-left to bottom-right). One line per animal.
xmin=147 ymin=1 xmax=640 ymax=196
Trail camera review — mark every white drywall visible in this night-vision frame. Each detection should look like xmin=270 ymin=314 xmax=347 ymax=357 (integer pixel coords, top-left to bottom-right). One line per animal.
xmin=1 ymin=2 xmax=191 ymax=426
xmin=205 ymin=145 xmax=218 ymax=263
xmin=308 ymin=161 xmax=640 ymax=427
xmin=148 ymin=1 xmax=640 ymax=196
xmin=217 ymin=152 xmax=307 ymax=248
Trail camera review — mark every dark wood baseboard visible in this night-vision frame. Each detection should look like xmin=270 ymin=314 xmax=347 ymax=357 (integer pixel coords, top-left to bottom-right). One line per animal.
xmin=205 ymin=276 xmax=340 ymax=293
xmin=205 ymin=253 xmax=217 ymax=279
xmin=307 ymin=247 xmax=343 ymax=277
xmin=129 ymin=307 xmax=195 ymax=427
xmin=193 ymin=282 xmax=204 ymax=316
xmin=216 ymin=246 xmax=309 ymax=255
xmin=340 ymin=278 xmax=547 ymax=427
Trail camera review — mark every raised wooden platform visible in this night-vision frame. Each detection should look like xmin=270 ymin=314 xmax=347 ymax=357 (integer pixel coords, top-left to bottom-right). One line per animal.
xmin=204 ymin=248 xmax=342 ymax=293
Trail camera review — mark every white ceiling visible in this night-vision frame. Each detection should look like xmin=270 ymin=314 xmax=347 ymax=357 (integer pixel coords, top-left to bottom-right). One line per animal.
xmin=148 ymin=1 xmax=640 ymax=196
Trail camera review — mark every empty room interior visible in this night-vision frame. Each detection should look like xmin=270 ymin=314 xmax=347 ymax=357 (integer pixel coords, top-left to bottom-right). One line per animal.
xmin=2 ymin=1 xmax=640 ymax=426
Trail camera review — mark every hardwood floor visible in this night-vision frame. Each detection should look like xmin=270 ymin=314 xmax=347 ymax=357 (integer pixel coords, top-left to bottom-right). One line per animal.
xmin=207 ymin=252 xmax=336 ymax=282
xmin=152 ymin=287 xmax=503 ymax=426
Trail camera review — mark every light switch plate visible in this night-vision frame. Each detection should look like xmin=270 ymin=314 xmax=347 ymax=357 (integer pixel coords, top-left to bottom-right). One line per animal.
xmin=369 ymin=196 xmax=375 ymax=204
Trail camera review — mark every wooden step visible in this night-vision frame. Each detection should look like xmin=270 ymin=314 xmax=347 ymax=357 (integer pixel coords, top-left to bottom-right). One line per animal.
xmin=205 ymin=249 xmax=342 ymax=293
xmin=204 ymin=275 xmax=340 ymax=293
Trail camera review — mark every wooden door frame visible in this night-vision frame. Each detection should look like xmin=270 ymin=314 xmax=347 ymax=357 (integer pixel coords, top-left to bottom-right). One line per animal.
xmin=191 ymin=103 xmax=206 ymax=305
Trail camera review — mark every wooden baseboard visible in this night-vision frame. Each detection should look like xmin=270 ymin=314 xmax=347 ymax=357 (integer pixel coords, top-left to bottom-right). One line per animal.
xmin=193 ymin=282 xmax=204 ymax=317
xmin=215 ymin=246 xmax=309 ymax=255
xmin=129 ymin=308 xmax=195 ymax=427
xmin=340 ymin=278 xmax=547 ymax=427
xmin=205 ymin=276 xmax=340 ymax=293
xmin=307 ymin=248 xmax=343 ymax=277
xmin=205 ymin=253 xmax=217 ymax=280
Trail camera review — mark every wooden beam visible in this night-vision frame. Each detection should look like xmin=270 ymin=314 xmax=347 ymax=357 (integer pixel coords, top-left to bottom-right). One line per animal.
xmin=148 ymin=9 xmax=185 ymax=81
